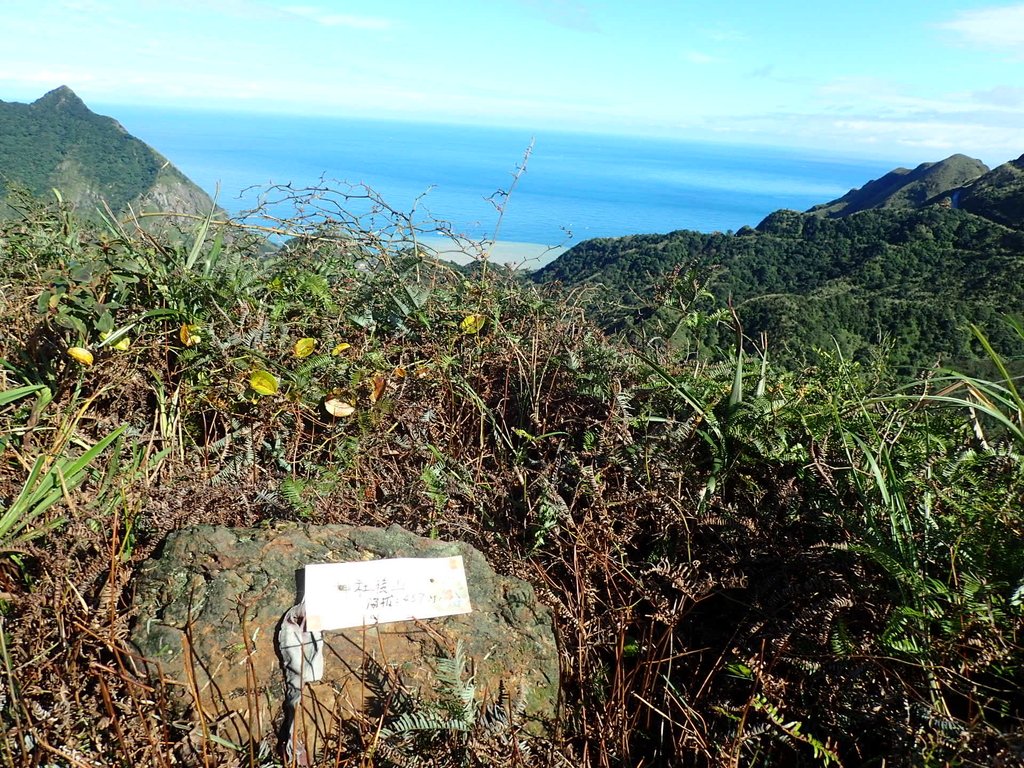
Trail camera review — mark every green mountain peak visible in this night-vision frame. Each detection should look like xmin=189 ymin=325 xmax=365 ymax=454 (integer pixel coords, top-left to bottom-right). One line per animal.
xmin=807 ymin=153 xmax=989 ymax=217
xmin=33 ymin=84 xmax=89 ymax=111
xmin=0 ymin=86 xmax=215 ymax=221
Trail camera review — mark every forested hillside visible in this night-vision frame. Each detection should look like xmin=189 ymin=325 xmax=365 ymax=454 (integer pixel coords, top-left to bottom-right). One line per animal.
xmin=957 ymin=154 xmax=1024 ymax=229
xmin=535 ymin=153 xmax=1024 ymax=371
xmin=0 ymin=86 xmax=214 ymax=218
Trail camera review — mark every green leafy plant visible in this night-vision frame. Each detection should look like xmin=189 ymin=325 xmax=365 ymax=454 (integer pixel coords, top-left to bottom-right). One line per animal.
xmin=1 ymin=424 xmax=127 ymax=555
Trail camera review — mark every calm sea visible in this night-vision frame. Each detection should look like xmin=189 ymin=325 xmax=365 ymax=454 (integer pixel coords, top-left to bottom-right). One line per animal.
xmin=107 ymin=106 xmax=892 ymax=252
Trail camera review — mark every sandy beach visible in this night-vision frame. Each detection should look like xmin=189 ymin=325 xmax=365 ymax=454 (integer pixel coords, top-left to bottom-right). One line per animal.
xmin=416 ymin=235 xmax=567 ymax=270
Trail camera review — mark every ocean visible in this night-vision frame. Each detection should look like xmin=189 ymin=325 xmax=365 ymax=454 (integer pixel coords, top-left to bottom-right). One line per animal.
xmin=107 ymin=106 xmax=894 ymax=261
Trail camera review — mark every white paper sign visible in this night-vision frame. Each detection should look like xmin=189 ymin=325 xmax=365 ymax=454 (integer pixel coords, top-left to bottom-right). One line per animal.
xmin=303 ymin=556 xmax=472 ymax=632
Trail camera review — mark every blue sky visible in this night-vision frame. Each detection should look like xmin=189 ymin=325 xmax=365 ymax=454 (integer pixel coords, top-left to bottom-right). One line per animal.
xmin=2 ymin=0 xmax=1023 ymax=164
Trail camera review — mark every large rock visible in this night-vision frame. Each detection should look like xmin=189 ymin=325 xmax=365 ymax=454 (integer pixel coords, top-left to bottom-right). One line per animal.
xmin=131 ymin=523 xmax=559 ymax=755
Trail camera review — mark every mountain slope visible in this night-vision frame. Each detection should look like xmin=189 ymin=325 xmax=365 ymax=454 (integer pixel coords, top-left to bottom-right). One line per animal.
xmin=0 ymin=86 xmax=215 ymax=219
xmin=534 ymin=153 xmax=1024 ymax=370
xmin=807 ymin=154 xmax=989 ymax=217
xmin=954 ymin=153 xmax=1024 ymax=229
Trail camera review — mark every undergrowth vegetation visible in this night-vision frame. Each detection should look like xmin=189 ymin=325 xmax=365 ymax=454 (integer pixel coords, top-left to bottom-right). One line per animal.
xmin=1 ymin=188 xmax=1022 ymax=767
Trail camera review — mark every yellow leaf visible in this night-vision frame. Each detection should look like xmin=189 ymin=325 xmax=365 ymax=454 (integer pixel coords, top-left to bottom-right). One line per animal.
xmin=67 ymin=347 xmax=94 ymax=366
xmin=331 ymin=342 xmax=352 ymax=355
xmin=179 ymin=323 xmax=201 ymax=347
xmin=294 ymin=337 xmax=316 ymax=358
xmin=324 ymin=398 xmax=355 ymax=418
xmin=460 ymin=314 xmax=486 ymax=334
xmin=250 ymin=370 xmax=279 ymax=396
xmin=393 ymin=366 xmax=407 ymax=378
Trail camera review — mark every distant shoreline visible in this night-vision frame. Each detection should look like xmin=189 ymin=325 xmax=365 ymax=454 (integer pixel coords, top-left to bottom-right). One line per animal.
xmin=416 ymin=236 xmax=567 ymax=269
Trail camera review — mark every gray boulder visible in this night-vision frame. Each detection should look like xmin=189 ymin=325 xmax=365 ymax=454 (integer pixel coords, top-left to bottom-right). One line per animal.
xmin=131 ymin=523 xmax=559 ymax=755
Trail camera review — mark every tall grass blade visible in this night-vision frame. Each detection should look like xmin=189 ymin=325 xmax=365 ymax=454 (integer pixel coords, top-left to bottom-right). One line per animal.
xmin=0 ymin=424 xmax=128 ymax=552
xmin=0 ymin=384 xmax=47 ymax=407
xmin=184 ymin=200 xmax=219 ymax=273
xmin=969 ymin=323 xmax=1023 ymax=427
xmin=728 ymin=347 xmax=744 ymax=409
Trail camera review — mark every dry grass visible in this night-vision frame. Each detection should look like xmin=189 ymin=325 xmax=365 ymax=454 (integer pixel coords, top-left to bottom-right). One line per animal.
xmin=1 ymin=192 xmax=1022 ymax=767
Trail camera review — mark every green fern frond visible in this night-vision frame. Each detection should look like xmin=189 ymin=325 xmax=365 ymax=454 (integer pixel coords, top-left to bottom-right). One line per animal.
xmin=435 ymin=640 xmax=476 ymax=723
xmin=829 ymin=618 xmax=856 ymax=657
xmin=279 ymin=477 xmax=313 ymax=515
xmin=294 ymin=351 xmax=333 ymax=378
xmin=382 ymin=711 xmax=471 ymax=737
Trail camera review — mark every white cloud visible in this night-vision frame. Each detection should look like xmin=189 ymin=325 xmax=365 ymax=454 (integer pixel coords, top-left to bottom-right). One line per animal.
xmin=740 ymin=108 xmax=1018 ymax=164
xmin=817 ymin=76 xmax=902 ymax=104
xmin=971 ymin=85 xmax=1024 ymax=108
xmin=938 ymin=4 xmax=1024 ymax=48
xmin=282 ymin=5 xmax=393 ymax=30
xmin=702 ymin=26 xmax=746 ymax=43
xmin=814 ymin=76 xmax=1024 ymax=122
xmin=58 ymin=0 xmax=109 ymax=11
xmin=516 ymin=0 xmax=600 ymax=32
xmin=683 ymin=51 xmax=716 ymax=65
